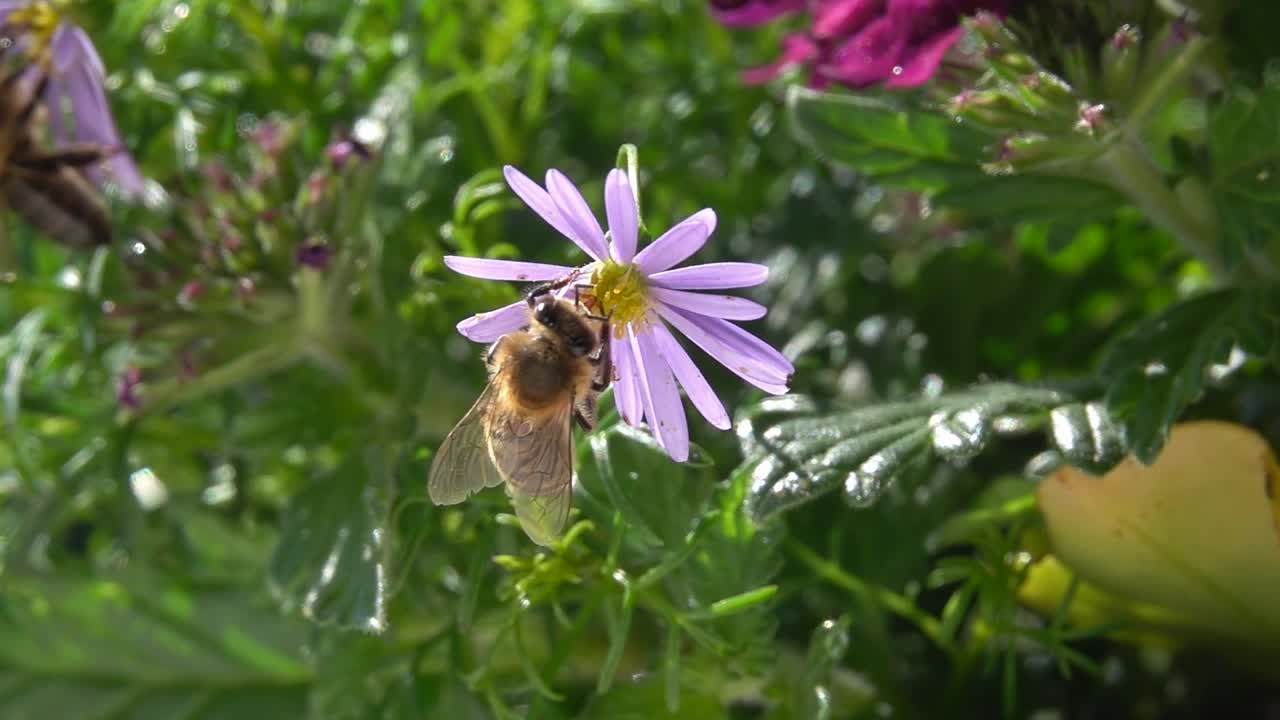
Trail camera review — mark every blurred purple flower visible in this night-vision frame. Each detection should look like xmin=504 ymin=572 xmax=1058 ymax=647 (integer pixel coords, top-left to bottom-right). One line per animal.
xmin=444 ymin=165 xmax=793 ymax=462
xmin=711 ymin=0 xmax=1008 ymax=89
xmin=296 ymin=239 xmax=332 ymax=270
xmin=325 ymin=136 xmax=370 ymax=168
xmin=116 ymin=366 xmax=141 ymax=409
xmin=0 ymin=1 xmax=146 ymax=197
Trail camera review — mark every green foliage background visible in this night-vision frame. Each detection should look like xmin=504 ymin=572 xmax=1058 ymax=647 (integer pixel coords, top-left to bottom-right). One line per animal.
xmin=1 ymin=1 xmax=1278 ymax=718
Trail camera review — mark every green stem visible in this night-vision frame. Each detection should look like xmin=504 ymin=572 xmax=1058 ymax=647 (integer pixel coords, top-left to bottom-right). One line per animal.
xmin=1092 ymin=141 xmax=1230 ymax=281
xmin=450 ymin=55 xmax=519 ymax=161
xmin=1127 ymin=37 xmax=1209 ymax=131
xmin=615 ymin=144 xmax=643 ymax=230
xmin=786 ymin=540 xmax=952 ymax=654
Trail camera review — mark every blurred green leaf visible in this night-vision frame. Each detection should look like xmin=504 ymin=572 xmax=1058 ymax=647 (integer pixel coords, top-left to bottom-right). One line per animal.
xmin=269 ymin=446 xmax=391 ymax=631
xmin=0 ymin=573 xmax=309 ymax=720
xmin=580 ymin=672 xmax=726 ymax=720
xmin=1101 ymin=288 xmax=1280 ymax=462
xmin=787 ymin=87 xmax=1126 ymax=229
xmin=576 ymin=423 xmax=717 ymax=551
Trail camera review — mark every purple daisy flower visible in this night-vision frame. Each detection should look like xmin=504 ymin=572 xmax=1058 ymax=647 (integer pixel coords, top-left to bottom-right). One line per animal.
xmin=0 ymin=1 xmax=146 ymax=197
xmin=444 ymin=165 xmax=793 ymax=462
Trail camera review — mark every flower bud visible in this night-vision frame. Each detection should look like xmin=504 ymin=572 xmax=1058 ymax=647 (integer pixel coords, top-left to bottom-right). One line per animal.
xmin=1101 ymin=25 xmax=1142 ymax=99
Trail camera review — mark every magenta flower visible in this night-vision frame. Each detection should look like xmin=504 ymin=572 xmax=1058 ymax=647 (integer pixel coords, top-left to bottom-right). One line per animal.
xmin=0 ymin=1 xmax=146 ymax=197
xmin=444 ymin=165 xmax=793 ymax=462
xmin=711 ymin=0 xmax=1008 ymax=89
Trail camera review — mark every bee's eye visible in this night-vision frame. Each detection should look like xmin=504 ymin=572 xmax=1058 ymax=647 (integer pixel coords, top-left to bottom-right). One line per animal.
xmin=536 ymin=304 xmax=555 ymax=327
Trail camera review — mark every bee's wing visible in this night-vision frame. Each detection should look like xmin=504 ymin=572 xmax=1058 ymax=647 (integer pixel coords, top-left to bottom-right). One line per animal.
xmin=4 ymin=167 xmax=111 ymax=249
xmin=427 ymin=384 xmax=505 ymax=505
xmin=488 ymin=399 xmax=574 ymax=546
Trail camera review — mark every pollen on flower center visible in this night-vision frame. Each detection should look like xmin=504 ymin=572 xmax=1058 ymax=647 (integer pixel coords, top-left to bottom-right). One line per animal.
xmin=9 ymin=1 xmax=61 ymax=50
xmin=590 ymin=260 xmax=649 ymax=332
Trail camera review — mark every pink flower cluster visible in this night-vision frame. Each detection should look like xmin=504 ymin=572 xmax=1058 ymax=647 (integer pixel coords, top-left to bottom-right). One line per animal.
xmin=711 ymin=0 xmax=1009 ymax=89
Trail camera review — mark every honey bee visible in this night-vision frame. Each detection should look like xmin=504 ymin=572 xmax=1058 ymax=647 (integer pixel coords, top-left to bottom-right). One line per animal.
xmin=429 ymin=278 xmax=611 ymax=546
xmin=0 ymin=45 xmax=113 ymax=249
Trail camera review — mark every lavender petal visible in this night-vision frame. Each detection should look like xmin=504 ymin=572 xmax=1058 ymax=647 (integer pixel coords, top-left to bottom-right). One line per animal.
xmin=654 ymin=304 xmax=790 ymax=394
xmin=612 ymin=330 xmax=643 ymax=426
xmin=604 ymin=168 xmax=639 ymax=264
xmin=631 ymin=327 xmax=690 ymax=461
xmin=632 ymin=208 xmax=716 ymax=274
xmin=54 ymin=25 xmax=105 ymax=76
xmin=55 ymin=26 xmax=146 ymax=196
xmin=443 ymin=256 xmax=574 ymax=282
xmin=650 ymin=287 xmax=767 ymax=321
xmin=455 ymin=300 xmax=529 ymax=343
xmin=545 ymin=169 xmax=609 ymax=261
xmin=650 ymin=262 xmax=769 ymax=290
xmin=649 ymin=317 xmax=730 ymax=429
xmin=503 ymin=166 xmax=597 ymax=260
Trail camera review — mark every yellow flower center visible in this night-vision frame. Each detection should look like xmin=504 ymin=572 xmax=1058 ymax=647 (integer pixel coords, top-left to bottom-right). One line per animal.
xmin=590 ymin=260 xmax=649 ymax=334
xmin=9 ymin=1 xmax=62 ymax=53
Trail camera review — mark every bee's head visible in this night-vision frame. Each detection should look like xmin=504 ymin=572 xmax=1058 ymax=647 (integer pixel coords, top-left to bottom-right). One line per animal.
xmin=533 ymin=298 xmax=596 ymax=357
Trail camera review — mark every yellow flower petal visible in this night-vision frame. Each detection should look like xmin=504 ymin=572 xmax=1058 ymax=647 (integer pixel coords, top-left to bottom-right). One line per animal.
xmin=1035 ymin=420 xmax=1280 ymax=657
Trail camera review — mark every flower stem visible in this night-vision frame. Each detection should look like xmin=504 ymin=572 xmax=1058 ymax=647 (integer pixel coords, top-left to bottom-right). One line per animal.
xmin=615 ymin=143 xmax=643 ymax=224
xmin=786 ymin=539 xmax=952 ymax=654
xmin=1127 ymin=36 xmax=1209 ymax=132
xmin=1092 ymin=140 xmax=1230 ymax=281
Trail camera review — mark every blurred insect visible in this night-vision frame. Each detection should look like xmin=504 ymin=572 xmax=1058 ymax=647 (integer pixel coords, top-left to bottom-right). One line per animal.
xmin=0 ymin=38 xmax=114 ymax=249
xmin=429 ymin=272 xmax=611 ymax=545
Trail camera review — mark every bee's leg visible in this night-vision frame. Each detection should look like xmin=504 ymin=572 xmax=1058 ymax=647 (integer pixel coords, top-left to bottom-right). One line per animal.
xmin=15 ymin=144 xmax=116 ymax=172
xmin=574 ymin=394 xmax=597 ymax=432
xmin=12 ymin=67 xmax=49 ymax=129
xmin=525 ymin=282 xmax=552 ymax=307
xmin=589 ymin=319 xmax=612 ymax=393
xmin=484 ymin=336 xmax=506 ymax=368
xmin=525 ymin=268 xmax=583 ymax=306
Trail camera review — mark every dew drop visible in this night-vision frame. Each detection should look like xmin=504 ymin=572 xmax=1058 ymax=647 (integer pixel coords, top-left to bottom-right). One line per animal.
xmin=930 ymin=407 xmax=987 ymax=464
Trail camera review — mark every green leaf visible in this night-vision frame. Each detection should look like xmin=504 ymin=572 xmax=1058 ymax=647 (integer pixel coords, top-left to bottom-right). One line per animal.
xmin=0 ymin=573 xmax=309 ymax=720
xmin=1207 ymin=83 xmax=1280 ymax=254
xmin=738 ymin=384 xmax=1117 ymax=520
xmin=787 ymin=87 xmax=1127 ymax=232
xmin=1100 ymin=288 xmax=1280 ymax=462
xmin=934 ymin=174 xmax=1127 ymax=226
xmin=786 ymin=86 xmax=992 ymax=193
xmin=575 ymin=423 xmax=716 ymax=551
xmin=269 ymin=447 xmax=392 ymax=631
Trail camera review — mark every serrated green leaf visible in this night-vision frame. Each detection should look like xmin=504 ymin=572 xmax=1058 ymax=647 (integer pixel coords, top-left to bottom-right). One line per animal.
xmin=738 ymin=384 xmax=1087 ymax=520
xmin=786 ymin=86 xmax=991 ymax=193
xmin=269 ymin=447 xmax=391 ymax=631
xmin=1207 ymin=84 xmax=1280 ymax=254
xmin=1100 ymin=289 xmax=1280 ymax=462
